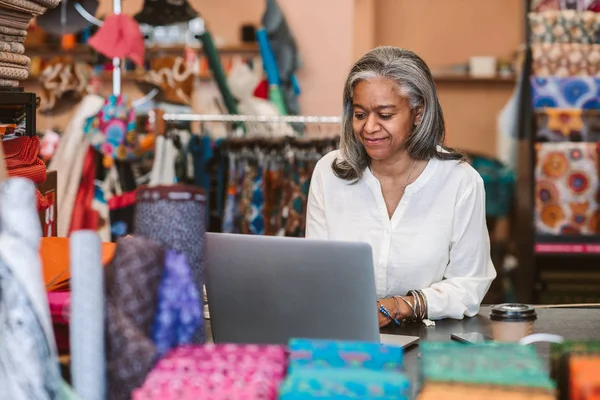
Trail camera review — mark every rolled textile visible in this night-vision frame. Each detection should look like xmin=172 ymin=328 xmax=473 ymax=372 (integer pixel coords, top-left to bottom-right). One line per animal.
xmin=70 ymin=230 xmax=105 ymax=400
xmin=0 ymin=52 xmax=29 ymax=66
xmin=0 ymin=9 xmax=35 ymax=30
xmin=0 ymin=25 xmax=27 ymax=36
xmin=0 ymin=62 xmax=29 ymax=80
xmin=0 ymin=178 xmax=61 ymax=400
xmin=0 ymin=78 xmax=19 ymax=87
xmin=0 ymin=33 xmax=26 ymax=43
xmin=3 ymin=136 xmax=41 ymax=168
xmin=105 ymin=236 xmax=165 ymax=400
xmin=0 ymin=0 xmax=47 ymax=16
xmin=0 ymin=41 xmax=25 ymax=54
xmin=134 ymin=184 xmax=207 ymax=343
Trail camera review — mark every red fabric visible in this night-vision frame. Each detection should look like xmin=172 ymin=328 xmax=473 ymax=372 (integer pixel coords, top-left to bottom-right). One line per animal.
xmin=88 ymin=14 xmax=145 ymax=66
xmin=68 ymin=147 xmax=98 ymax=234
xmin=108 ymin=190 xmax=136 ymax=210
xmin=3 ymin=136 xmax=40 ymax=168
xmin=253 ymin=79 xmax=269 ymax=100
xmin=3 ymin=136 xmax=49 ymax=210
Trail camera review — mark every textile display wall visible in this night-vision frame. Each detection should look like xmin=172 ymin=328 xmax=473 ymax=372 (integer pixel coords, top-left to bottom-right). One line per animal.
xmin=530 ymin=7 xmax=600 ymax=239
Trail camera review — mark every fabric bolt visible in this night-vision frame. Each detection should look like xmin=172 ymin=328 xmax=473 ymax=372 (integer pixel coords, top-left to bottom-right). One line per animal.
xmin=0 ymin=33 xmax=25 ymax=43
xmin=0 ymin=25 xmax=27 ymax=36
xmin=3 ymin=136 xmax=42 ymax=169
xmin=0 ymin=261 xmax=61 ymax=400
xmin=280 ymin=368 xmax=411 ymax=400
xmin=0 ymin=78 xmax=18 ymax=87
xmin=84 ymin=94 xmax=141 ymax=162
xmin=288 ymin=338 xmax=404 ymax=372
xmin=151 ymin=249 xmax=203 ymax=356
xmin=69 ymin=231 xmax=105 ymax=400
xmin=0 ymin=51 xmax=30 ymax=66
xmin=531 ymin=76 xmax=600 ymax=110
xmin=134 ymin=185 xmax=207 ymax=343
xmin=133 ymin=344 xmax=287 ymax=400
xmin=0 ymin=10 xmax=33 ymax=31
xmin=535 ymin=142 xmax=600 ymax=235
xmin=0 ymin=178 xmax=61 ymax=400
xmin=536 ymin=108 xmax=600 ymax=141
xmin=529 ymin=10 xmax=600 ymax=44
xmin=0 ymin=0 xmax=47 ymax=14
xmin=88 ymin=14 xmax=145 ymax=66
xmin=105 ymin=236 xmax=166 ymax=400
xmin=0 ymin=62 xmax=29 ymax=80
xmin=0 ymin=41 xmax=26 ymax=54
xmin=532 ymin=43 xmax=600 ymax=77
xmin=306 ymin=150 xmax=496 ymax=320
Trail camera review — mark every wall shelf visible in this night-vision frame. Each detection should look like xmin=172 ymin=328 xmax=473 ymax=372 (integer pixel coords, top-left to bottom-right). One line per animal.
xmin=432 ymin=73 xmax=516 ymax=84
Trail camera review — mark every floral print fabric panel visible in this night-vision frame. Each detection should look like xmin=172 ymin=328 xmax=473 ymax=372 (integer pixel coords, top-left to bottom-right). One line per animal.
xmin=83 ymin=95 xmax=141 ymax=166
xmin=531 ymin=76 xmax=600 ymax=109
xmin=529 ymin=10 xmax=600 ymax=44
xmin=535 ymin=142 xmax=600 ymax=235
xmin=536 ymin=108 xmax=600 ymax=141
xmin=533 ymin=0 xmax=600 ymax=12
xmin=532 ymin=43 xmax=600 ymax=77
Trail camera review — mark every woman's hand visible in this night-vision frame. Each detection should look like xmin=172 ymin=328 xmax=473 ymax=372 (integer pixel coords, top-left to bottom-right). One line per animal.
xmin=377 ymin=296 xmax=414 ymax=327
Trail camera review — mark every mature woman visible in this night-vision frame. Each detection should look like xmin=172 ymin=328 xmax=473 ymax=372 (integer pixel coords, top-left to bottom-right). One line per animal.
xmin=306 ymin=46 xmax=496 ymax=326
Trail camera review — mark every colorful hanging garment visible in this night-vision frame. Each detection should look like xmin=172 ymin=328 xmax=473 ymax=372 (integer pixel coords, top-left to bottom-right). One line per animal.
xmin=535 ymin=142 xmax=600 ymax=235
xmin=84 ymin=94 xmax=141 ymax=168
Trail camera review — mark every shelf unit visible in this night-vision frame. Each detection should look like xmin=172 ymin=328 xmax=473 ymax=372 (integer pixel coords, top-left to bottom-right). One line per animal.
xmin=515 ymin=0 xmax=600 ymax=303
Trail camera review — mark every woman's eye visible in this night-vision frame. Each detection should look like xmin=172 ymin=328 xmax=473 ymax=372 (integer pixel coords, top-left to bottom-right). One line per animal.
xmin=379 ymin=114 xmax=393 ymax=120
xmin=354 ymin=113 xmax=366 ymax=120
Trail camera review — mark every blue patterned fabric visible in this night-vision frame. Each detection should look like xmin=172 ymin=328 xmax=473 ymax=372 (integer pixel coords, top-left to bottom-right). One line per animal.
xmin=249 ymin=164 xmax=265 ymax=235
xmin=151 ymin=249 xmax=203 ymax=356
xmin=531 ymin=76 xmax=600 ymax=109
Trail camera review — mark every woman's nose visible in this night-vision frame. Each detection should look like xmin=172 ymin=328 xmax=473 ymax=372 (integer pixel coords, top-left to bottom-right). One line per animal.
xmin=364 ymin=114 xmax=380 ymax=133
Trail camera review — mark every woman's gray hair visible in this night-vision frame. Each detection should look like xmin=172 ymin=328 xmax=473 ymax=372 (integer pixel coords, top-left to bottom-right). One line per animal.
xmin=333 ymin=46 xmax=465 ymax=181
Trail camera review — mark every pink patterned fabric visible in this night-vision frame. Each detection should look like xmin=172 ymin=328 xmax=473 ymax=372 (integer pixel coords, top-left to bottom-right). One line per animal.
xmin=132 ymin=344 xmax=287 ymax=400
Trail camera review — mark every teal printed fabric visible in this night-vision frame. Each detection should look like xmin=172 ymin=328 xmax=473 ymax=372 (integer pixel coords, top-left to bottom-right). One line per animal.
xmin=279 ymin=368 xmax=410 ymax=400
xmin=531 ymin=76 xmax=600 ymax=109
xmin=288 ymin=339 xmax=404 ymax=372
xmin=419 ymin=342 xmax=556 ymax=390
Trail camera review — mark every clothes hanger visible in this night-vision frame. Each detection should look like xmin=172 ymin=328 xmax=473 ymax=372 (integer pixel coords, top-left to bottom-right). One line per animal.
xmin=74 ymin=3 xmax=158 ymax=106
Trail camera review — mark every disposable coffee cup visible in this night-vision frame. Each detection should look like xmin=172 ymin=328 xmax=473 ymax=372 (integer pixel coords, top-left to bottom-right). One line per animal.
xmin=489 ymin=303 xmax=537 ymax=342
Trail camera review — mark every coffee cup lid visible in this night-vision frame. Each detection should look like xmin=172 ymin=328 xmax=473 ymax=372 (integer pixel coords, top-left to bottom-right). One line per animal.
xmin=490 ymin=303 xmax=537 ymax=322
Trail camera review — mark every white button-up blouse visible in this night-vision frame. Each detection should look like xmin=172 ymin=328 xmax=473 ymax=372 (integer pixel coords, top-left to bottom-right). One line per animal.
xmin=305 ymin=150 xmax=496 ymax=320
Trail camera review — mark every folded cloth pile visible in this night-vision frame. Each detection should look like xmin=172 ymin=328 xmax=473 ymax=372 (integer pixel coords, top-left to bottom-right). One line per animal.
xmin=2 ymin=135 xmax=49 ymax=210
xmin=132 ymin=344 xmax=288 ymax=400
xmin=0 ymin=0 xmax=60 ymax=88
xmin=280 ymin=338 xmax=410 ymax=400
xmin=418 ymin=342 xmax=556 ymax=400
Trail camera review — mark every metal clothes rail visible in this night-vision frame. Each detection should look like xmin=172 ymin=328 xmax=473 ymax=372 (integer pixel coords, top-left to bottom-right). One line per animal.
xmin=161 ymin=113 xmax=342 ymax=124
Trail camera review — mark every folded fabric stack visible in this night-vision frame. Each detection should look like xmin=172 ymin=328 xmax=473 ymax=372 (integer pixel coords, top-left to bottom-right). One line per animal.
xmin=551 ymin=340 xmax=600 ymax=400
xmin=0 ymin=0 xmax=59 ymax=88
xmin=279 ymin=338 xmax=410 ymax=399
xmin=417 ymin=342 xmax=556 ymax=400
xmin=132 ymin=344 xmax=288 ymax=399
xmin=3 ymin=135 xmax=48 ymax=210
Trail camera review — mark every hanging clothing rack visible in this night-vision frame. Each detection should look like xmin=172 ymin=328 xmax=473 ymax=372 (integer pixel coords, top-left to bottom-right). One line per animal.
xmin=161 ymin=113 xmax=342 ymax=124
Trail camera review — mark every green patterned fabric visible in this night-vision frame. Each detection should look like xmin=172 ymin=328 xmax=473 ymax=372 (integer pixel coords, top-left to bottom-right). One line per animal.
xmin=419 ymin=342 xmax=555 ymax=391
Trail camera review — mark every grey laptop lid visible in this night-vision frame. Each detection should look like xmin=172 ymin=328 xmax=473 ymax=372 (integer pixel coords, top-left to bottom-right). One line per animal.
xmin=204 ymin=233 xmax=380 ymax=345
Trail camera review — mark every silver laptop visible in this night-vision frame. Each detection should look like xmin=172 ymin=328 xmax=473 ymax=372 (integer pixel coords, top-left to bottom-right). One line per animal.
xmin=204 ymin=233 xmax=419 ymax=348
